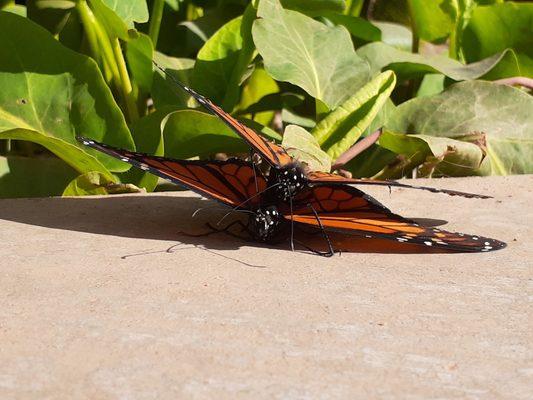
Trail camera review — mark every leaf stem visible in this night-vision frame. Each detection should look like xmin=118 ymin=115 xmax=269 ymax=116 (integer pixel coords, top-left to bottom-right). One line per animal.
xmin=111 ymin=38 xmax=139 ymax=121
xmin=148 ymin=0 xmax=165 ymax=48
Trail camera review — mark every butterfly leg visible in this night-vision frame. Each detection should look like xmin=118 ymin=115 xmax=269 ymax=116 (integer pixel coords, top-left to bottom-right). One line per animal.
xmin=206 ymin=221 xmax=254 ymax=242
xmin=306 ymin=203 xmax=336 ymax=258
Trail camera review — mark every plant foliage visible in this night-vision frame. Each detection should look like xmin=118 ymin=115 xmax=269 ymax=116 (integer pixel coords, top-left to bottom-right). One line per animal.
xmin=0 ymin=0 xmax=531 ymax=198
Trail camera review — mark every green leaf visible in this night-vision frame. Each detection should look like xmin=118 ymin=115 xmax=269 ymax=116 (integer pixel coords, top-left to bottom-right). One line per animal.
xmin=252 ymin=0 xmax=370 ymax=109
xmin=385 ymin=80 xmax=533 ymax=175
xmin=312 ymin=71 xmax=396 ymax=159
xmin=100 ymin=0 xmax=148 ymax=26
xmin=119 ymin=107 xmax=170 ymax=192
xmin=63 ymin=171 xmax=141 ymax=196
xmin=323 ymin=13 xmax=381 ymax=42
xmin=378 ymin=130 xmax=486 ymax=178
xmin=416 ymin=74 xmax=445 ymax=97
xmin=0 ymin=12 xmax=133 ymax=175
xmin=192 ymin=5 xmax=257 ymax=110
xmin=357 ymin=42 xmax=520 ymax=81
xmin=372 ymin=21 xmax=412 ymax=51
xmin=88 ymin=0 xmax=136 ymax=40
xmin=0 ymin=155 xmax=78 ymax=198
xmin=3 ymin=4 xmax=26 ymax=17
xmin=236 ymin=92 xmax=304 ymax=116
xmin=236 ymin=67 xmax=279 ymax=126
xmin=26 ymin=1 xmax=74 ymax=35
xmin=408 ymin=0 xmax=454 ymax=42
xmin=281 ymin=109 xmax=316 ymax=129
xmin=461 ymin=2 xmax=533 ymax=77
xmin=282 ymin=125 xmax=331 ymax=172
xmin=126 ymin=32 xmax=154 ymax=93
xmin=152 ymin=52 xmax=195 ymax=109
xmin=162 ymin=110 xmax=280 ymax=160
xmin=280 ymin=0 xmax=346 ymax=16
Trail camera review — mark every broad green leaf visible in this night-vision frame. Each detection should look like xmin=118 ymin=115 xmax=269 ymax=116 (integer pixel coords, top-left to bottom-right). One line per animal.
xmin=372 ymin=22 xmax=412 ymax=51
xmin=101 ymin=0 xmax=148 ymax=26
xmin=461 ymin=2 xmax=533 ymax=77
xmin=408 ymin=0 xmax=454 ymax=42
xmin=385 ymin=81 xmax=533 ymax=175
xmin=416 ymin=74 xmax=445 ymax=97
xmin=312 ymin=71 xmax=396 ymax=159
xmin=162 ymin=110 xmax=281 ymax=160
xmin=236 ymin=67 xmax=279 ymax=126
xmin=357 ymin=42 xmax=520 ymax=81
xmin=280 ymin=0 xmax=345 ymax=16
xmin=119 ymin=107 xmax=170 ymax=192
xmin=282 ymin=125 xmax=331 ymax=172
xmin=26 ymin=1 xmax=74 ymax=35
xmin=63 ymin=171 xmax=141 ymax=196
xmin=281 ymin=109 xmax=316 ymax=129
xmin=253 ymin=0 xmax=370 ymax=109
xmin=4 ymin=4 xmax=26 ymax=17
xmin=0 ymin=12 xmax=133 ymax=175
xmin=192 ymin=5 xmax=257 ymax=110
xmin=0 ymin=155 xmax=78 ymax=198
xmin=324 ymin=13 xmax=381 ymax=42
xmin=152 ymin=52 xmax=195 ymax=109
xmin=126 ymin=32 xmax=154 ymax=93
xmin=379 ymin=130 xmax=486 ymax=178
xmin=88 ymin=0 xmax=136 ymax=40
xmin=0 ymin=131 xmax=115 ymax=178
xmin=237 ymin=92 xmax=304 ymax=116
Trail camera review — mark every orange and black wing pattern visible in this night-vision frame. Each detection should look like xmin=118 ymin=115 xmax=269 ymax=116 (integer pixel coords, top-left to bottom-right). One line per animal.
xmin=306 ymin=171 xmax=490 ymax=199
xmin=153 ymin=63 xmax=292 ymax=168
xmin=77 ymin=136 xmax=267 ymax=208
xmin=289 ymin=184 xmax=505 ymax=253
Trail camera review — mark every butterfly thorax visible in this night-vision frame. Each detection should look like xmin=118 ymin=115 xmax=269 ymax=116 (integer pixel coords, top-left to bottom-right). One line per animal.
xmin=249 ymin=206 xmax=283 ymax=242
xmin=267 ymin=164 xmax=308 ymax=202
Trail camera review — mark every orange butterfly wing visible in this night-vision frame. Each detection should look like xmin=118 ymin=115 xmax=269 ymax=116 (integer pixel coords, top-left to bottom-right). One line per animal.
xmin=77 ymin=137 xmax=267 ymax=208
xmin=154 ymin=64 xmax=292 ymax=168
xmin=288 ymin=184 xmax=505 ymax=253
xmin=306 ymin=171 xmax=490 ymax=199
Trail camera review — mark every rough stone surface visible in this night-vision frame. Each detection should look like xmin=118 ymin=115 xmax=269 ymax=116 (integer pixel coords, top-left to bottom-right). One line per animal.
xmin=0 ymin=175 xmax=531 ymax=399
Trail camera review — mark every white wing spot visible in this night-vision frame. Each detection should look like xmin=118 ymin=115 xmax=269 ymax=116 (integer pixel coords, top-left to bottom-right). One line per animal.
xmin=424 ymin=241 xmax=432 ymax=246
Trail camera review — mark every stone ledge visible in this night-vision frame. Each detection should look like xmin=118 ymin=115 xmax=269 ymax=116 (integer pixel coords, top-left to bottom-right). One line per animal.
xmin=0 ymin=175 xmax=531 ymax=399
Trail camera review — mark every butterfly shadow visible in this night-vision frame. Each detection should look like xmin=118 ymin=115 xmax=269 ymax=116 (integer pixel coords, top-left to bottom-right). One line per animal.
xmin=0 ymin=193 xmax=456 ymax=255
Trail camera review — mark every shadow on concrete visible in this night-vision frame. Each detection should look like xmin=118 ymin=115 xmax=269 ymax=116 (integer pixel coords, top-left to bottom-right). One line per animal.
xmin=0 ymin=194 xmax=454 ymax=254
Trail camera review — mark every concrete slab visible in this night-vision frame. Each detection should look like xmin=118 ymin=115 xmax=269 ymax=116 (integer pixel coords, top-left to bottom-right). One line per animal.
xmin=0 ymin=175 xmax=531 ymax=399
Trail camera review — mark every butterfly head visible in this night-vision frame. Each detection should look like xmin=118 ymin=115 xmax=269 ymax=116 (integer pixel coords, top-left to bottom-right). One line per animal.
xmin=250 ymin=206 xmax=282 ymax=242
xmin=269 ymin=164 xmax=307 ymax=202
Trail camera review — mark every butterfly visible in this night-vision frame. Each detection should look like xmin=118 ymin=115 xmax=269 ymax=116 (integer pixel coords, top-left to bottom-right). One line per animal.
xmin=153 ymin=62 xmax=490 ymax=202
xmin=77 ymin=136 xmax=506 ymax=254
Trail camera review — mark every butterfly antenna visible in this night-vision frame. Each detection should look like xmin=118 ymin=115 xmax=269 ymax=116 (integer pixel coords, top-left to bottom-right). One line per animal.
xmin=192 ymin=206 xmax=255 ymax=219
xmin=152 ymin=60 xmax=190 ymax=93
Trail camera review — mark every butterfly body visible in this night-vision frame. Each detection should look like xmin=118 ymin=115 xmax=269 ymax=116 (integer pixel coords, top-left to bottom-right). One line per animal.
xmin=266 ymin=162 xmax=308 ymax=202
xmin=249 ymin=205 xmax=286 ymax=242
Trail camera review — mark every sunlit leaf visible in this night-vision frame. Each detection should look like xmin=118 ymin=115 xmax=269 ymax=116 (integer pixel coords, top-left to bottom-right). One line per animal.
xmin=385 ymin=80 xmax=533 ymax=175
xmin=282 ymin=125 xmax=331 ymax=172
xmin=312 ymin=71 xmax=396 ymax=159
xmin=253 ymin=0 xmax=370 ymax=109
xmin=0 ymin=12 xmax=133 ymax=176
xmin=357 ymin=42 xmax=520 ymax=81
xmin=461 ymin=2 xmax=533 ymax=77
xmin=192 ymin=4 xmax=257 ymax=110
